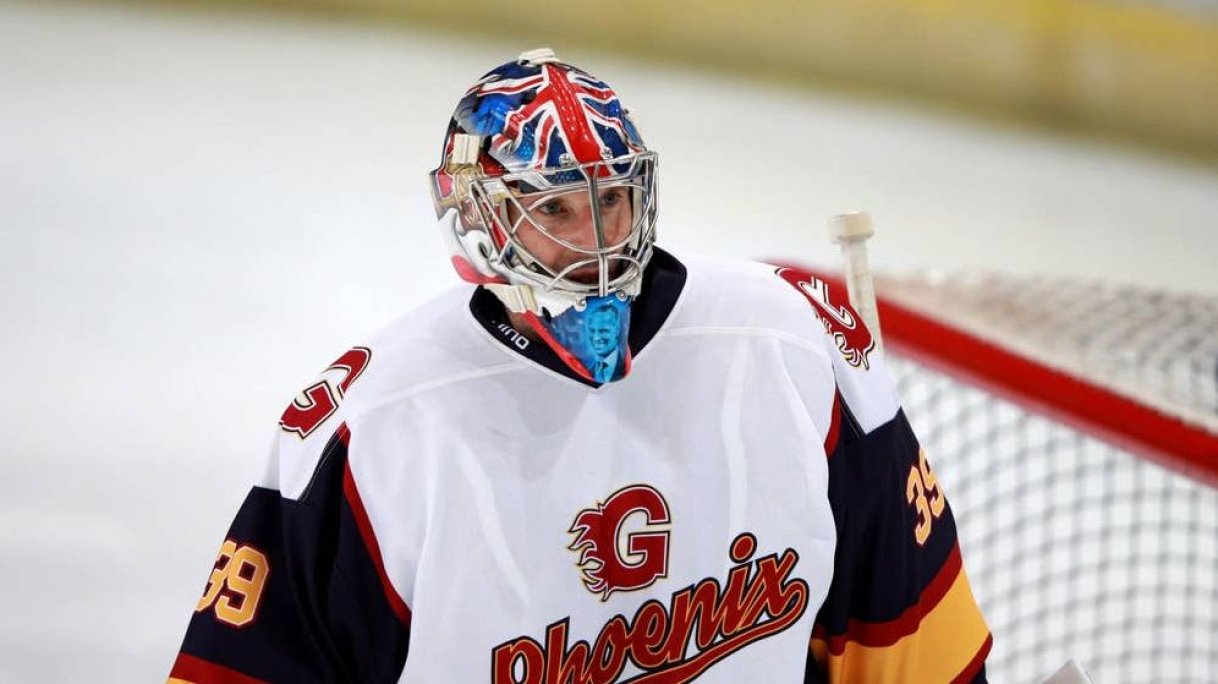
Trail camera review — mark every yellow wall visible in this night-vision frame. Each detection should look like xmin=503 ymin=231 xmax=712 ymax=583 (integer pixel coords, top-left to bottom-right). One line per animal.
xmin=215 ymin=0 xmax=1218 ymax=158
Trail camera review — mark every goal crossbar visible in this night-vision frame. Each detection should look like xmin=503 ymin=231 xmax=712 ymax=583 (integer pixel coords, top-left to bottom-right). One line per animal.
xmin=788 ymin=264 xmax=1218 ymax=487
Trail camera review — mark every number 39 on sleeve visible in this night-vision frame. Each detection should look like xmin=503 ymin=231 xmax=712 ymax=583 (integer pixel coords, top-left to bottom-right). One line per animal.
xmin=905 ymin=449 xmax=946 ymax=546
xmin=195 ymin=540 xmax=270 ymax=628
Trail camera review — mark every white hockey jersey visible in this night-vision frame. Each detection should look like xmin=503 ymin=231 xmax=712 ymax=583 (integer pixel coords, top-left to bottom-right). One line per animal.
xmin=170 ymin=249 xmax=990 ymax=684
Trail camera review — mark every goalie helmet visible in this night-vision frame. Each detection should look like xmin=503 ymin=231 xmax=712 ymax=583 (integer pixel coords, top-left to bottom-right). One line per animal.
xmin=429 ymin=48 xmax=658 ymax=383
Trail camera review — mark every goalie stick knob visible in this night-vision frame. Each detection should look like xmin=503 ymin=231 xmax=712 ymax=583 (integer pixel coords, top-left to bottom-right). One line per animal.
xmin=828 ymin=211 xmax=874 ymax=243
xmin=826 ymin=210 xmax=882 ymax=352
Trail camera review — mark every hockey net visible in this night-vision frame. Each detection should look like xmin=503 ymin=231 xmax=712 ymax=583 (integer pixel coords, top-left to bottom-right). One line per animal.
xmin=814 ymin=268 xmax=1218 ymax=683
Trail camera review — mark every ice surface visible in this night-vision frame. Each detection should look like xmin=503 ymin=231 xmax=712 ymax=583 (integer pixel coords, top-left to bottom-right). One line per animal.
xmin=1 ymin=1 xmax=1216 ymax=681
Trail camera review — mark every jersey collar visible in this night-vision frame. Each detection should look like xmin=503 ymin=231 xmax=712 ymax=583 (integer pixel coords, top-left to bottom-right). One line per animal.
xmin=468 ymin=247 xmax=687 ymax=387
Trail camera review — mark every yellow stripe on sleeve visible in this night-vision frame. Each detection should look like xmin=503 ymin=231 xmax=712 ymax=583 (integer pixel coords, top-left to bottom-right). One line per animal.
xmin=811 ymin=565 xmax=990 ymax=683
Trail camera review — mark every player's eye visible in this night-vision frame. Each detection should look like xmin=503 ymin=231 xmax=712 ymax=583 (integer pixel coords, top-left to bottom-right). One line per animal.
xmin=534 ymin=199 xmax=565 ymax=216
xmin=599 ymin=188 xmax=626 ymax=207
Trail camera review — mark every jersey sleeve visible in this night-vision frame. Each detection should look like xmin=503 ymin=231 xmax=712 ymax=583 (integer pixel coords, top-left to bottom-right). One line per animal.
xmin=805 ymin=402 xmax=991 ymax=683
xmin=169 ymin=349 xmax=412 ymax=683
xmin=773 ymin=267 xmax=991 ymax=683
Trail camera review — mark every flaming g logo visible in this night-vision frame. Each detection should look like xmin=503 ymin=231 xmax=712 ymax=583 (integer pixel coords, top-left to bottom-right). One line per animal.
xmin=490 ymin=485 xmax=810 ymax=684
xmin=568 ymin=484 xmax=672 ymax=601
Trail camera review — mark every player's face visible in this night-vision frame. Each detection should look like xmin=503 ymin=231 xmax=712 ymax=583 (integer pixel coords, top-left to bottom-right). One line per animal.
xmin=507 ymin=186 xmax=632 ymax=284
xmin=587 ymin=311 xmax=618 ymax=354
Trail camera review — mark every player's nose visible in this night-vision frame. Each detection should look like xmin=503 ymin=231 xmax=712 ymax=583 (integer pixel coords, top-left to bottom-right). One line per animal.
xmin=575 ymin=206 xmax=628 ymax=248
xmin=569 ymin=206 xmax=606 ymax=247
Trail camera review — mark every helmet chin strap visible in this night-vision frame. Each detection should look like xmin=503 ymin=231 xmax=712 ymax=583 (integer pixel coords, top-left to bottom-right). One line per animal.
xmin=485 ymin=277 xmax=640 ymax=318
xmin=484 ymin=283 xmax=540 ymax=315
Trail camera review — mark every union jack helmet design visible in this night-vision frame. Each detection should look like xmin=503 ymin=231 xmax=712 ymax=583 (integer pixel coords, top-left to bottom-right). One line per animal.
xmin=429 ymin=48 xmax=658 ymax=319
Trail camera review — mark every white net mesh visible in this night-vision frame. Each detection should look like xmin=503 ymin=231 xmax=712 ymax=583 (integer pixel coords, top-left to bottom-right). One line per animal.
xmin=878 ymin=273 xmax=1218 ymax=428
xmin=878 ymin=274 xmax=1218 ymax=684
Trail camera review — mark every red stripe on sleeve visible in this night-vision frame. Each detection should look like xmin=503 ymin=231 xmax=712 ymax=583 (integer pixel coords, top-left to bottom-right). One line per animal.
xmin=951 ymin=633 xmax=994 ymax=684
xmin=824 ymin=544 xmax=964 ymax=653
xmin=168 ymin=653 xmax=268 ymax=684
xmin=823 ymin=391 xmax=843 ymax=456
xmin=338 ymin=425 xmax=413 ymax=628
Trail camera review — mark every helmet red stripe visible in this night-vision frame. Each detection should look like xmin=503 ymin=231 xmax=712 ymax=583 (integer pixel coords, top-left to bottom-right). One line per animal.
xmin=543 ymin=64 xmax=604 ymax=164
